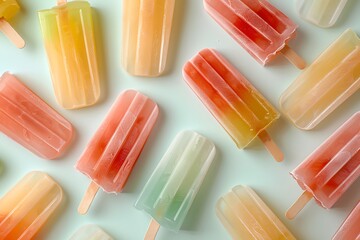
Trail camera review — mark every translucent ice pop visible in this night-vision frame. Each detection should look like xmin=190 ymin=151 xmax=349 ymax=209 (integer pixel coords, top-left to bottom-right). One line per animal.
xmin=286 ymin=112 xmax=360 ymax=219
xmin=217 ymin=185 xmax=296 ymax=240
xmin=135 ymin=131 xmax=216 ymax=239
xmin=296 ymin=0 xmax=349 ymax=28
xmin=0 ymin=72 xmax=73 ymax=159
xmin=38 ymin=0 xmax=100 ymax=109
xmin=332 ymin=201 xmax=360 ymax=240
xmin=183 ymin=48 xmax=283 ymax=162
xmin=0 ymin=0 xmax=25 ymax=48
xmin=203 ymin=0 xmax=306 ymax=69
xmin=76 ymin=90 xmax=159 ymax=214
xmin=121 ymin=0 xmax=175 ymax=77
xmin=0 ymin=171 xmax=63 ymax=240
xmin=280 ymin=29 xmax=360 ymax=130
xmin=70 ymin=224 xmax=113 ymax=240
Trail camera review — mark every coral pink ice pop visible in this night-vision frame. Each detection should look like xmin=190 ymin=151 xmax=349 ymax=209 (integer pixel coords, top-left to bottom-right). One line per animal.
xmin=332 ymin=201 xmax=360 ymax=240
xmin=286 ymin=112 xmax=360 ymax=219
xmin=75 ymin=90 xmax=159 ymax=214
xmin=203 ymin=0 xmax=306 ymax=69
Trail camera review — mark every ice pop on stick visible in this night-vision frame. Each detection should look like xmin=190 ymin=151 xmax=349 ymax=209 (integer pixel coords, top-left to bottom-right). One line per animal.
xmin=0 ymin=72 xmax=73 ymax=159
xmin=286 ymin=112 xmax=360 ymax=220
xmin=75 ymin=90 xmax=159 ymax=214
xmin=0 ymin=0 xmax=24 ymax=48
xmin=203 ymin=0 xmax=306 ymax=69
xmin=296 ymin=0 xmax=349 ymax=28
xmin=38 ymin=0 xmax=100 ymax=109
xmin=183 ymin=48 xmax=283 ymax=162
xmin=332 ymin=201 xmax=360 ymax=240
xmin=280 ymin=29 xmax=360 ymax=130
xmin=135 ymin=131 xmax=216 ymax=239
xmin=121 ymin=0 xmax=175 ymax=77
xmin=70 ymin=224 xmax=113 ymax=240
xmin=217 ymin=185 xmax=296 ymax=240
xmin=0 ymin=171 xmax=63 ymax=240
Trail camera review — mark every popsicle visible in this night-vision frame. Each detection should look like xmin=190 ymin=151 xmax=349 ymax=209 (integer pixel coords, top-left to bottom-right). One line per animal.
xmin=121 ymin=0 xmax=175 ymax=77
xmin=286 ymin=112 xmax=360 ymax=219
xmin=203 ymin=0 xmax=306 ymax=69
xmin=0 ymin=0 xmax=25 ymax=48
xmin=0 ymin=171 xmax=63 ymax=240
xmin=217 ymin=185 xmax=296 ymax=240
xmin=76 ymin=90 xmax=159 ymax=214
xmin=0 ymin=72 xmax=73 ymax=159
xmin=135 ymin=131 xmax=215 ymax=239
xmin=70 ymin=224 xmax=113 ymax=240
xmin=183 ymin=48 xmax=283 ymax=162
xmin=332 ymin=201 xmax=360 ymax=240
xmin=296 ymin=0 xmax=349 ymax=28
xmin=38 ymin=0 xmax=100 ymax=109
xmin=280 ymin=29 xmax=360 ymax=130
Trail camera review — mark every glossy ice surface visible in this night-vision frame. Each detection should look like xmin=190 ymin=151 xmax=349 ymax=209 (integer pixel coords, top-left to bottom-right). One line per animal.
xmin=0 ymin=172 xmax=63 ymax=240
xmin=291 ymin=112 xmax=360 ymax=209
xmin=183 ymin=48 xmax=279 ymax=149
xmin=332 ymin=201 xmax=360 ymax=240
xmin=280 ymin=29 xmax=360 ymax=130
xmin=76 ymin=90 xmax=159 ymax=193
xmin=70 ymin=224 xmax=113 ymax=240
xmin=296 ymin=0 xmax=349 ymax=28
xmin=0 ymin=72 xmax=73 ymax=159
xmin=204 ymin=0 xmax=297 ymax=65
xmin=135 ymin=131 xmax=216 ymax=231
xmin=38 ymin=1 xmax=100 ymax=109
xmin=121 ymin=0 xmax=175 ymax=77
xmin=216 ymin=185 xmax=296 ymax=240
xmin=0 ymin=0 xmax=19 ymax=20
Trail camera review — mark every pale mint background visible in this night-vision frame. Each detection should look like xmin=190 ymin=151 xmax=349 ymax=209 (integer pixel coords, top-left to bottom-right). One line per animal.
xmin=0 ymin=0 xmax=359 ymax=239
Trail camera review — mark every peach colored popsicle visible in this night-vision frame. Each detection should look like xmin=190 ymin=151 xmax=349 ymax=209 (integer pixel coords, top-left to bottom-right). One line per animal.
xmin=332 ymin=201 xmax=360 ymax=240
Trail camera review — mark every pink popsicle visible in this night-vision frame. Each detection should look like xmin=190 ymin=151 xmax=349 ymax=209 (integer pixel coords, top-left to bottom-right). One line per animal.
xmin=203 ymin=0 xmax=306 ymax=69
xmin=0 ymin=72 xmax=73 ymax=159
xmin=332 ymin=201 xmax=360 ymax=240
xmin=286 ymin=112 xmax=360 ymax=219
xmin=76 ymin=89 xmax=159 ymax=214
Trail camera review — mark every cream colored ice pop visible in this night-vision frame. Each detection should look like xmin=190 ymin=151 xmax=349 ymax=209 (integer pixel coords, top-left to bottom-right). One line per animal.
xmin=0 ymin=0 xmax=25 ymax=48
xmin=38 ymin=0 xmax=100 ymax=109
xmin=280 ymin=29 xmax=360 ymax=130
xmin=296 ymin=0 xmax=349 ymax=28
xmin=121 ymin=0 xmax=175 ymax=76
xmin=70 ymin=224 xmax=113 ymax=240
xmin=0 ymin=171 xmax=63 ymax=239
xmin=217 ymin=185 xmax=296 ymax=240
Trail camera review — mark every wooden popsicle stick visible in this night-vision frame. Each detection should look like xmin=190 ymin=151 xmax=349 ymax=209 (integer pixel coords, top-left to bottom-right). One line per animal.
xmin=78 ymin=181 xmax=100 ymax=215
xmin=144 ymin=219 xmax=160 ymax=240
xmin=286 ymin=191 xmax=313 ymax=220
xmin=0 ymin=19 xmax=25 ymax=49
xmin=57 ymin=0 xmax=67 ymax=6
xmin=258 ymin=130 xmax=284 ymax=162
xmin=281 ymin=45 xmax=306 ymax=70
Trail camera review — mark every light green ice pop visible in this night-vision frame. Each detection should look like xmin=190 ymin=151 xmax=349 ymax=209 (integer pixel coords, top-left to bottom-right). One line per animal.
xmin=135 ymin=131 xmax=216 ymax=239
xmin=69 ymin=224 xmax=113 ymax=240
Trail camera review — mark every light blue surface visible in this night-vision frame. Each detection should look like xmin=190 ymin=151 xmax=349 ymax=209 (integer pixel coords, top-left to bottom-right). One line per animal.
xmin=0 ymin=0 xmax=359 ymax=239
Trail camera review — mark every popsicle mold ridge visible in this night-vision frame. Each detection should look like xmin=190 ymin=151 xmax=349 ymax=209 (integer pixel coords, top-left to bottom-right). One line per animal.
xmin=0 ymin=72 xmax=74 ymax=159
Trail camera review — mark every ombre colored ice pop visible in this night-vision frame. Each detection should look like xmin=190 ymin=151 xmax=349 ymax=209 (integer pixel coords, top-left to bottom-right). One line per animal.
xmin=204 ymin=0 xmax=306 ymax=69
xmin=217 ymin=185 xmax=296 ymax=240
xmin=296 ymin=0 xmax=349 ymax=28
xmin=0 ymin=171 xmax=63 ymax=240
xmin=280 ymin=29 xmax=360 ymax=130
xmin=135 ymin=131 xmax=215 ymax=239
xmin=183 ymin=48 xmax=283 ymax=162
xmin=0 ymin=0 xmax=25 ymax=48
xmin=0 ymin=72 xmax=73 ymax=159
xmin=38 ymin=0 xmax=100 ymax=109
xmin=76 ymin=90 xmax=159 ymax=214
xmin=286 ymin=112 xmax=360 ymax=220
xmin=70 ymin=225 xmax=113 ymax=240
xmin=121 ymin=0 xmax=175 ymax=77
xmin=332 ymin=201 xmax=360 ymax=240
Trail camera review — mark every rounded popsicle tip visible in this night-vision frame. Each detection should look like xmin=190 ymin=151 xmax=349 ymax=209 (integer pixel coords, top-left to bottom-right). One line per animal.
xmin=16 ymin=38 xmax=25 ymax=49
xmin=286 ymin=191 xmax=313 ymax=220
